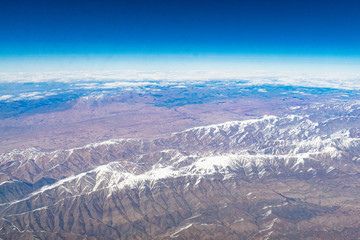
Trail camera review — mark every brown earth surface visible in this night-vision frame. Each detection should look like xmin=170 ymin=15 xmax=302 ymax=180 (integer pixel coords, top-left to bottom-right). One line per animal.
xmin=0 ymin=95 xmax=300 ymax=153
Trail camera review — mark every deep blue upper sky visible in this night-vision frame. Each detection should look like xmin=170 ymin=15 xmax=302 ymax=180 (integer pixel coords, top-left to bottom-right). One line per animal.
xmin=0 ymin=0 xmax=360 ymax=71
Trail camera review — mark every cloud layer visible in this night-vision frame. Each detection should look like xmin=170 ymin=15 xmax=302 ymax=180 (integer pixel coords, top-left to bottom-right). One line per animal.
xmin=1 ymin=70 xmax=360 ymax=102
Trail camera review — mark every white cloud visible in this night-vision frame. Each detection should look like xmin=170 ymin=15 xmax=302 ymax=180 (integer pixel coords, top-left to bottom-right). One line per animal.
xmin=0 ymin=95 xmax=14 ymax=101
xmin=101 ymin=81 xmax=156 ymax=88
xmin=12 ymin=92 xmax=44 ymax=101
xmin=0 ymin=70 xmax=359 ymax=90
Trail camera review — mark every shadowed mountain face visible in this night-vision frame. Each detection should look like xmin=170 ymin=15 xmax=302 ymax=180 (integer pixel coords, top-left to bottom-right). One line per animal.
xmin=1 ymin=81 xmax=360 ymax=239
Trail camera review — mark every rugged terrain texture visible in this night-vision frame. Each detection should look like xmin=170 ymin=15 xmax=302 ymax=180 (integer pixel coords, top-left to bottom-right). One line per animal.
xmin=1 ymin=102 xmax=360 ymax=239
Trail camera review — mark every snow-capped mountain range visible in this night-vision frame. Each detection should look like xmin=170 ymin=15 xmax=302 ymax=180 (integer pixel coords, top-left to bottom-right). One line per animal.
xmin=1 ymin=101 xmax=360 ymax=239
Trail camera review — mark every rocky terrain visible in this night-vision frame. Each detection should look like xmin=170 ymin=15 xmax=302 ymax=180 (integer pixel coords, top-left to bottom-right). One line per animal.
xmin=1 ymin=100 xmax=360 ymax=239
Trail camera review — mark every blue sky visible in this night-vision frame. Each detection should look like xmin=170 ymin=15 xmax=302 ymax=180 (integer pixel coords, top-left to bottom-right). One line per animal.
xmin=1 ymin=0 xmax=360 ymax=72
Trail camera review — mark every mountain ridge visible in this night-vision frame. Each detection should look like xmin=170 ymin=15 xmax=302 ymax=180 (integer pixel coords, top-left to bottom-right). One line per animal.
xmin=1 ymin=105 xmax=360 ymax=239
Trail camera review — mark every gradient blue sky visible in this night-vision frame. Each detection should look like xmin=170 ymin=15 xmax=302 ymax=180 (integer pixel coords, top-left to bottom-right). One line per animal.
xmin=1 ymin=0 xmax=360 ymax=72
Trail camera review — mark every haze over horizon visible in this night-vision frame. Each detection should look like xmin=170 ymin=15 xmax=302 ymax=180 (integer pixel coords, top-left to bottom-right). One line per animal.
xmin=1 ymin=0 xmax=360 ymax=73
